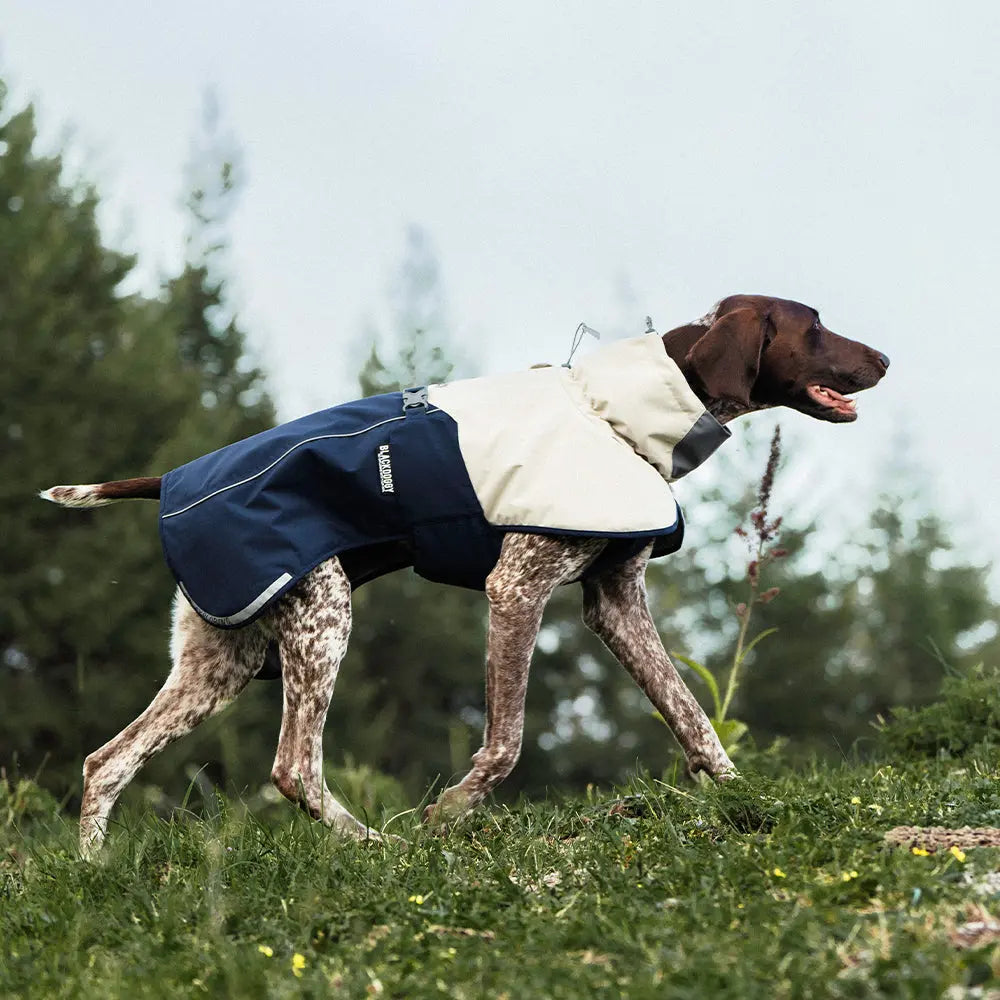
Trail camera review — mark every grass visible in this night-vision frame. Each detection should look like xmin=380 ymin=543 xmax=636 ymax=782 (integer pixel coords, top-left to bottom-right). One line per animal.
xmin=5 ymin=748 xmax=1000 ymax=999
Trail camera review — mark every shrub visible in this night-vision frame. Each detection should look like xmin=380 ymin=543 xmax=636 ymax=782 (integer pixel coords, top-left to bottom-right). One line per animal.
xmin=877 ymin=663 xmax=1000 ymax=758
xmin=0 ymin=772 xmax=61 ymax=833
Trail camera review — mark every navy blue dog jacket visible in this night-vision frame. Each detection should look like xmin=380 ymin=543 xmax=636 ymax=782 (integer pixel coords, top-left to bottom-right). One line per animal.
xmin=159 ymin=336 xmax=730 ymax=628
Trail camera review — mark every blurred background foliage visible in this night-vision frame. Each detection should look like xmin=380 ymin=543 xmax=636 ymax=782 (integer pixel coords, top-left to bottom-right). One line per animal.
xmin=1 ymin=82 xmax=998 ymax=814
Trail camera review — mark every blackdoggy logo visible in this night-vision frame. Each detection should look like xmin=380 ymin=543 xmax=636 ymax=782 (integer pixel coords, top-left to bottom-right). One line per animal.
xmin=377 ymin=443 xmax=394 ymax=494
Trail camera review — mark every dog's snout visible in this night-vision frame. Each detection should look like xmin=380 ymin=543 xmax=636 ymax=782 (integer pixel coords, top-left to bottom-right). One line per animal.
xmin=876 ymin=351 xmax=890 ymax=370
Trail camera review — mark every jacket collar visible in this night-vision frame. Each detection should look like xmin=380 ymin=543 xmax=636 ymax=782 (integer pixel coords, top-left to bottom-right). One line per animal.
xmin=568 ymin=335 xmax=731 ymax=481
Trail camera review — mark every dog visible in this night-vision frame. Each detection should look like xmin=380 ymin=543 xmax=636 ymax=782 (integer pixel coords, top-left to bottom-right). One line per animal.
xmin=41 ymin=294 xmax=888 ymax=856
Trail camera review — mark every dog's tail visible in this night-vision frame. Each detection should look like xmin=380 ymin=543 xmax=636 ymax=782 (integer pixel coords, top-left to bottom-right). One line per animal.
xmin=39 ymin=476 xmax=162 ymax=509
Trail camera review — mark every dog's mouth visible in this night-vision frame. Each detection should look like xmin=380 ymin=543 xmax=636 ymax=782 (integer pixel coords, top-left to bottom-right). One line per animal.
xmin=804 ymin=384 xmax=859 ymax=422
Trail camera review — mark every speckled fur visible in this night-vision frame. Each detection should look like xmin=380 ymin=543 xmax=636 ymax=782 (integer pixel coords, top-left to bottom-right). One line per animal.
xmin=67 ymin=295 xmax=889 ymax=853
xmin=424 ymin=533 xmax=607 ymax=825
xmin=80 ymin=560 xmax=377 ymax=857
xmin=77 ymin=530 xmax=730 ymax=851
xmin=80 ymin=594 xmax=269 ymax=858
xmin=266 ymin=559 xmax=379 ymax=837
xmin=583 ymin=546 xmax=734 ymax=775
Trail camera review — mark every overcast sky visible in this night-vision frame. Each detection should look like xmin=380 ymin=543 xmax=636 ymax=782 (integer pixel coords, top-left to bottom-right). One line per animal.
xmin=3 ymin=2 xmax=998 ymax=585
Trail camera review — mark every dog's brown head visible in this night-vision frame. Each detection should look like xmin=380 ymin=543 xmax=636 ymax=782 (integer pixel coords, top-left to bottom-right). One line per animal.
xmin=663 ymin=294 xmax=889 ymax=423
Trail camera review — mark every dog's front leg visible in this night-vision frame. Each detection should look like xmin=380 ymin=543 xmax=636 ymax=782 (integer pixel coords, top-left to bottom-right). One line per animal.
xmin=423 ymin=533 xmax=605 ymax=828
xmin=582 ymin=546 xmax=735 ymax=778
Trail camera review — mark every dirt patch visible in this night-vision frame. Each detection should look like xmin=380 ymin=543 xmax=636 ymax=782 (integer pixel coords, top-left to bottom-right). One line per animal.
xmin=884 ymin=826 xmax=1000 ymax=851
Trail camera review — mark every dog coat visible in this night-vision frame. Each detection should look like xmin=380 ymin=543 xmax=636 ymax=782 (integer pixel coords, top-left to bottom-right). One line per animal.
xmin=159 ymin=335 xmax=730 ymax=627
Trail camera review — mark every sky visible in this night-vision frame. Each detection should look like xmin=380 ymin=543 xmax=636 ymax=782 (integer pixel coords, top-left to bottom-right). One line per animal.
xmin=3 ymin=2 xmax=999 ymax=585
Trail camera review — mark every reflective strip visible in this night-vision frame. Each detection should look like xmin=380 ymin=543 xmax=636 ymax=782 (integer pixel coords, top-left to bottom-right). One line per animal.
xmin=670 ymin=411 xmax=732 ymax=479
xmin=180 ymin=573 xmax=293 ymax=627
xmin=162 ymin=408 xmax=438 ymax=520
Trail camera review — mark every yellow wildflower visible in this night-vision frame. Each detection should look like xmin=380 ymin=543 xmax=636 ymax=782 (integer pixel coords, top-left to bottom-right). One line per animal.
xmin=292 ymin=953 xmax=306 ymax=978
xmin=408 ymin=894 xmax=425 ymax=905
xmin=257 ymin=944 xmax=274 ymax=958
xmin=841 ymin=870 xmax=859 ymax=882
xmin=850 ymin=796 xmax=861 ymax=805
xmin=911 ymin=847 xmax=930 ymax=857
xmin=772 ymin=867 xmax=787 ymax=878
xmin=949 ymin=846 xmax=967 ymax=863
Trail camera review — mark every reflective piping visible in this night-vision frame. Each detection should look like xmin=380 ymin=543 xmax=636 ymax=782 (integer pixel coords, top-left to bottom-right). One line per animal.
xmin=162 ymin=408 xmax=438 ymax=520
xmin=180 ymin=573 xmax=294 ymax=627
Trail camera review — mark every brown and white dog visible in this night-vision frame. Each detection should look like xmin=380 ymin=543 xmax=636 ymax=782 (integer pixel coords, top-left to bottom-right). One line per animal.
xmin=42 ymin=294 xmax=888 ymax=856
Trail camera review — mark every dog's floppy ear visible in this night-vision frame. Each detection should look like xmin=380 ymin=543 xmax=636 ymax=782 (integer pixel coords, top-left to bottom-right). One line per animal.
xmin=684 ymin=307 xmax=774 ymax=407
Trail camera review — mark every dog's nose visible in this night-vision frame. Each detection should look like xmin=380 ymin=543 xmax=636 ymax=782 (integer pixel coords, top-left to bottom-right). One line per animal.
xmin=876 ymin=351 xmax=890 ymax=369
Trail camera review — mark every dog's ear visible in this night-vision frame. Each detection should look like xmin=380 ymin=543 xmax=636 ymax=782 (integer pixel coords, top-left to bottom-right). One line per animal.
xmin=684 ymin=307 xmax=775 ymax=407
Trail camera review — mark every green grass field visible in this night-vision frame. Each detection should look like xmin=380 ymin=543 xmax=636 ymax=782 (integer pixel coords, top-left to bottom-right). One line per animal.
xmin=5 ymin=676 xmax=1000 ymax=999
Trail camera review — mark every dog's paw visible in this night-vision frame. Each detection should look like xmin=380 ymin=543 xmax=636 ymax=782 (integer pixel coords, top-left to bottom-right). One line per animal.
xmin=362 ymin=828 xmax=408 ymax=846
xmin=422 ymin=785 xmax=473 ymax=832
xmin=332 ymin=814 xmax=407 ymax=845
xmin=687 ymin=748 xmax=737 ymax=782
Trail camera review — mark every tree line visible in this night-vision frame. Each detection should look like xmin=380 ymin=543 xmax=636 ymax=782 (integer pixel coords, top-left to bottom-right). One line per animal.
xmin=1 ymin=82 xmax=997 ymax=812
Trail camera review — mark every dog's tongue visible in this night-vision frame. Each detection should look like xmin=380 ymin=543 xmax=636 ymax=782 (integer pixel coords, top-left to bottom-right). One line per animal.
xmin=808 ymin=384 xmax=857 ymax=413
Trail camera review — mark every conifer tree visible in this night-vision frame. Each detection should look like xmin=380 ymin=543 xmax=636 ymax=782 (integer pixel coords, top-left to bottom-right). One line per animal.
xmin=161 ymin=92 xmax=272 ymax=444
xmin=0 ymin=84 xmax=274 ymax=798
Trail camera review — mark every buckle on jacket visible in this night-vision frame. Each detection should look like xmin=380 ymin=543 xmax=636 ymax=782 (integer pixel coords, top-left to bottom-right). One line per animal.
xmin=402 ymin=387 xmax=429 ymax=412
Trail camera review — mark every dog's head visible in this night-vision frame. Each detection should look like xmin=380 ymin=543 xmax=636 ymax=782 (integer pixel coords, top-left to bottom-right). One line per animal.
xmin=663 ymin=294 xmax=889 ymax=423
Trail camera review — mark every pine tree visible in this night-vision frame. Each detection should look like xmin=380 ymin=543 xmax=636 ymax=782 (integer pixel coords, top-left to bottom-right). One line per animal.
xmin=161 ymin=93 xmax=273 ymax=446
xmin=357 ymin=225 xmax=459 ymax=396
xmin=0 ymin=85 xmax=274 ymax=799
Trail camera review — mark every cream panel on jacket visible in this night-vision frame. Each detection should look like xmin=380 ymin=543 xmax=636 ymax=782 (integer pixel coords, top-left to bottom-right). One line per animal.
xmin=428 ymin=335 xmax=729 ymax=536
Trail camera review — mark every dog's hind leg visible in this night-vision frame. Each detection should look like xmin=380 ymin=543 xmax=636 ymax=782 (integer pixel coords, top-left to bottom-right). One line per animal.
xmin=266 ymin=558 xmax=377 ymax=838
xmin=79 ymin=596 xmax=267 ymax=858
xmin=582 ymin=546 xmax=735 ymax=778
